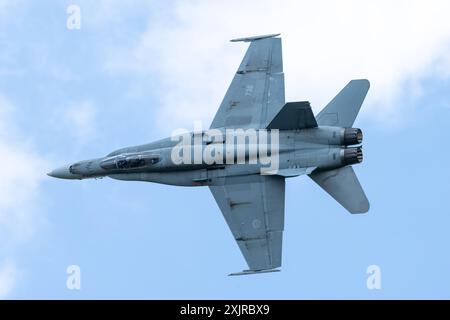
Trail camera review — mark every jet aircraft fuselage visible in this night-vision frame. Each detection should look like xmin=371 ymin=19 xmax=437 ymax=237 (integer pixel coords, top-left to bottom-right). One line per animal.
xmin=49 ymin=126 xmax=363 ymax=187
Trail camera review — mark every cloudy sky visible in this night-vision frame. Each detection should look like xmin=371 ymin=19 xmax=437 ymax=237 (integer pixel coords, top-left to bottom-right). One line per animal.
xmin=1 ymin=0 xmax=450 ymax=299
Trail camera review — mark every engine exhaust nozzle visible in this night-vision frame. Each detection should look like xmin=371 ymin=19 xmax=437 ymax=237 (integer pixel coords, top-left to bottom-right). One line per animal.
xmin=343 ymin=128 xmax=363 ymax=145
xmin=343 ymin=147 xmax=363 ymax=165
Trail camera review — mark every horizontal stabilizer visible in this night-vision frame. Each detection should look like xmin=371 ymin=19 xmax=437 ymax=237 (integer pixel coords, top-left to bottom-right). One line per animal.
xmin=266 ymin=102 xmax=317 ymax=130
xmin=309 ymin=166 xmax=369 ymax=214
xmin=316 ymin=79 xmax=370 ymax=127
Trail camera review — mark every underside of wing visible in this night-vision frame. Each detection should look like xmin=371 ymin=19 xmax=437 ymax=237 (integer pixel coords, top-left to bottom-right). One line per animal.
xmin=209 ymin=175 xmax=285 ymax=274
xmin=210 ymin=35 xmax=285 ymax=129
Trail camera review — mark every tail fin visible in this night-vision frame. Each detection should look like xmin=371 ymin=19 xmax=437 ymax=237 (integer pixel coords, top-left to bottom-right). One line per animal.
xmin=309 ymin=166 xmax=369 ymax=214
xmin=316 ymin=79 xmax=370 ymax=127
xmin=266 ymin=101 xmax=317 ymax=130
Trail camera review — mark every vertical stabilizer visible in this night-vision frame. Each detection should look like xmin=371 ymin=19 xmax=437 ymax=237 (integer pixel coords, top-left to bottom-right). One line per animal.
xmin=316 ymin=79 xmax=370 ymax=127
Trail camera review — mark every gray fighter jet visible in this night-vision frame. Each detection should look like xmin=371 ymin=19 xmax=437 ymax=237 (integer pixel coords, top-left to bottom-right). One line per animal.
xmin=49 ymin=34 xmax=370 ymax=276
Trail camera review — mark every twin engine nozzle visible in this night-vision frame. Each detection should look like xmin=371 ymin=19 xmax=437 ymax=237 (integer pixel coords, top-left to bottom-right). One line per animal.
xmin=342 ymin=128 xmax=363 ymax=165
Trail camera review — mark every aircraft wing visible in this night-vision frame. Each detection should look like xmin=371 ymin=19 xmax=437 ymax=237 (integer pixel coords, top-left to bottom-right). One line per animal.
xmin=209 ymin=35 xmax=285 ymax=129
xmin=209 ymin=175 xmax=285 ymax=274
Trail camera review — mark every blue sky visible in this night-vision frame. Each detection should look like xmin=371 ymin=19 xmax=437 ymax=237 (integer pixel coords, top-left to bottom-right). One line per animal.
xmin=1 ymin=0 xmax=450 ymax=299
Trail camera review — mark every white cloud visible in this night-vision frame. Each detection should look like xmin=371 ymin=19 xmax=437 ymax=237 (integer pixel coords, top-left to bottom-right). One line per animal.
xmin=0 ymin=95 xmax=46 ymax=298
xmin=63 ymin=101 xmax=97 ymax=144
xmin=105 ymin=0 xmax=450 ymax=130
xmin=0 ymin=95 xmax=46 ymax=242
xmin=85 ymin=0 xmax=155 ymax=26
xmin=0 ymin=141 xmax=45 ymax=243
xmin=0 ymin=260 xmax=18 ymax=299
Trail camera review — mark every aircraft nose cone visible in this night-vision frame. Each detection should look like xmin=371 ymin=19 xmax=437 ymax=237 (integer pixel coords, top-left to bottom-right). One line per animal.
xmin=47 ymin=166 xmax=74 ymax=179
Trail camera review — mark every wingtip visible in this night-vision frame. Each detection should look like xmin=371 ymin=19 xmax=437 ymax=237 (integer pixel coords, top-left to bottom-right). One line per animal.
xmin=230 ymin=33 xmax=281 ymax=43
xmin=228 ymin=269 xmax=280 ymax=276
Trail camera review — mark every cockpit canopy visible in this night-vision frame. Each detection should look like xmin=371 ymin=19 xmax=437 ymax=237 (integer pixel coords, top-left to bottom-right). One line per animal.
xmin=100 ymin=153 xmax=160 ymax=171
